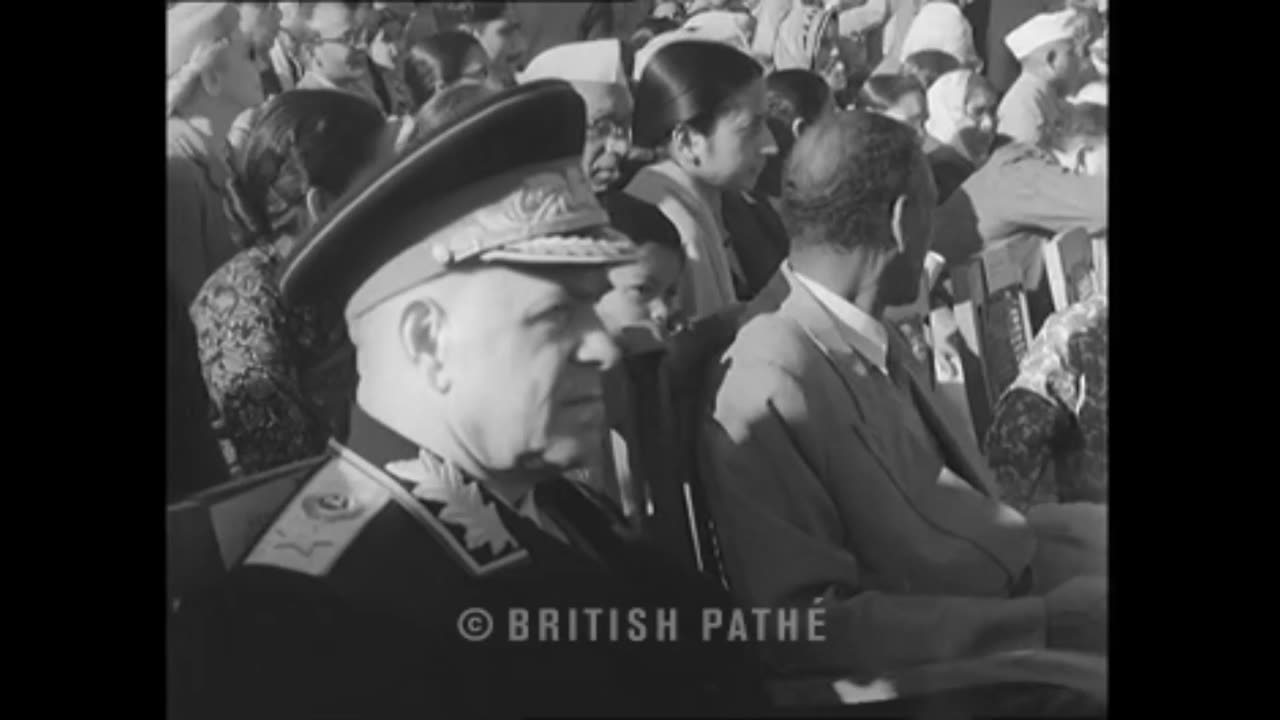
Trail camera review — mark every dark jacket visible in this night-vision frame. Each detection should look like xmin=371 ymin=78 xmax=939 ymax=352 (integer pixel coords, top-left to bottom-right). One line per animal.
xmin=169 ymin=405 xmax=768 ymax=719
xmin=926 ymin=141 xmax=978 ymax=205
xmin=721 ymin=191 xmax=790 ymax=301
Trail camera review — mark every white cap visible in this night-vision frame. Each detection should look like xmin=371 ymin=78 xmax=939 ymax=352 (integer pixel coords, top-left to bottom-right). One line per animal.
xmin=167 ymin=3 xmax=236 ymax=78
xmin=1004 ymin=10 xmax=1079 ymax=61
xmin=518 ymin=39 xmax=627 ymax=87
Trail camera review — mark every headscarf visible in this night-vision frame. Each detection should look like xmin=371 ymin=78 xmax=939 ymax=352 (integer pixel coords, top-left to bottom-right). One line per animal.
xmin=897 ymin=2 xmax=979 ymax=66
xmin=924 ymin=68 xmax=976 ymax=150
xmin=772 ymin=3 xmax=836 ymax=71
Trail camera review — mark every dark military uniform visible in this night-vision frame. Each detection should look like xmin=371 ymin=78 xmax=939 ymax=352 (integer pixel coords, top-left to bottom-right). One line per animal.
xmin=169 ymin=79 xmax=768 ymax=719
xmin=170 ymin=406 xmax=767 ymax=718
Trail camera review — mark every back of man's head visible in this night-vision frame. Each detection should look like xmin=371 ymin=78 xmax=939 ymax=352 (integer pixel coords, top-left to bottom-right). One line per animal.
xmin=783 ymin=110 xmax=922 ymax=253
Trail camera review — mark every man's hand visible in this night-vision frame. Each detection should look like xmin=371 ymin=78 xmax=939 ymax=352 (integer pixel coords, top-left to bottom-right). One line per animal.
xmin=1044 ymin=575 xmax=1107 ymax=654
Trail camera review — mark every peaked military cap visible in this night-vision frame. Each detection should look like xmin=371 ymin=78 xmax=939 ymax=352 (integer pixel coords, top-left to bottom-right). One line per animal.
xmin=278 ymin=79 xmax=641 ymax=321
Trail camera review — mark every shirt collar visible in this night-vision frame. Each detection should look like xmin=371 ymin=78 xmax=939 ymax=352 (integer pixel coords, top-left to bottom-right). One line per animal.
xmin=790 ymin=263 xmax=889 ymax=373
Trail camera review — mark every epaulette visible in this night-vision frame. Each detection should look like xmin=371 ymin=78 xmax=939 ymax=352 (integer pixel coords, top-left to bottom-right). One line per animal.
xmin=375 ymin=447 xmax=532 ymax=577
xmin=242 ymin=452 xmax=392 ymax=577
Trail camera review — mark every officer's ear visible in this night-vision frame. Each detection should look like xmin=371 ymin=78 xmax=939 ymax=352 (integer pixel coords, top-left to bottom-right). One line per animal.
xmin=399 ymin=297 xmax=451 ymax=393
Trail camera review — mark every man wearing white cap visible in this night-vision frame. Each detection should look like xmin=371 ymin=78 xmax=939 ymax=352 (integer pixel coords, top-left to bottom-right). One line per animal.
xmin=519 ymin=39 xmax=634 ymax=195
xmin=998 ymin=9 xmax=1087 ymax=148
xmin=167 ymin=3 xmax=264 ymax=308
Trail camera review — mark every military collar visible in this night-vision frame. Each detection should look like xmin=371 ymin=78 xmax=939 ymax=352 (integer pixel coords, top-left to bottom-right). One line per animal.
xmin=342 ymin=405 xmax=542 ymax=576
xmin=344 ymin=403 xmax=422 ymax=469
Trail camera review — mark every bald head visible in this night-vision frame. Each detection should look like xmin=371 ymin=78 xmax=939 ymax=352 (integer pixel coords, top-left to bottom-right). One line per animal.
xmin=783 ymin=110 xmax=929 ymax=253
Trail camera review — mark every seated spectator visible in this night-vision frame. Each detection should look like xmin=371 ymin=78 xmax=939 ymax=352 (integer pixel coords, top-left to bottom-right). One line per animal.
xmin=581 ymin=192 xmax=688 ymax=520
xmin=924 ymin=68 xmax=999 ymax=203
xmin=998 ymin=10 xmax=1088 ymax=148
xmin=698 ymin=109 xmax=1106 ymax=700
xmin=855 ymin=73 xmax=929 ymax=140
xmin=519 ymin=39 xmax=635 ymax=196
xmin=435 ymin=2 xmax=528 ymax=88
xmin=296 ymin=3 xmax=384 ymax=110
xmin=902 ymin=48 xmax=962 ymax=91
xmin=402 ymin=30 xmax=491 ymax=111
xmin=168 ymin=3 xmax=264 ymax=309
xmin=770 ymin=1 xmax=846 ymax=94
xmin=360 ymin=5 xmax=415 ymax=116
xmin=190 ymin=90 xmax=392 ymax=477
xmin=239 ymin=3 xmax=284 ymax=98
xmin=626 ymin=40 xmax=778 ymax=320
xmin=986 ymin=293 xmax=1107 ymax=511
xmin=931 ymin=103 xmax=1107 ymax=270
xmin=269 ymin=2 xmax=314 ymax=93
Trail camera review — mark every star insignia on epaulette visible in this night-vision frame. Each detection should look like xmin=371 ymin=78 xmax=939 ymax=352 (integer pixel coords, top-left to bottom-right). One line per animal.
xmin=385 ymin=451 xmax=521 ymax=560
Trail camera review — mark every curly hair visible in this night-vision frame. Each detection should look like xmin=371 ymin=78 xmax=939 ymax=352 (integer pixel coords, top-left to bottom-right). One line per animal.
xmin=782 ymin=109 xmax=921 ymax=252
xmin=224 ymin=89 xmax=386 ymax=248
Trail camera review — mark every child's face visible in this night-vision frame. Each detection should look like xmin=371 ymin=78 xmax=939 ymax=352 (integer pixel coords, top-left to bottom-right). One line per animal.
xmin=596 ymin=244 xmax=684 ymax=354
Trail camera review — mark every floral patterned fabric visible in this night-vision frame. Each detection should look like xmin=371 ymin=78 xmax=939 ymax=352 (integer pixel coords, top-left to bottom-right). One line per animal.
xmin=985 ymin=293 xmax=1107 ymax=511
xmin=189 ymin=237 xmax=355 ymax=477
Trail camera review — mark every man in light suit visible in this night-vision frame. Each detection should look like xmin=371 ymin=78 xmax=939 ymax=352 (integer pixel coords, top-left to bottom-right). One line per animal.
xmin=697 ymin=109 xmax=1106 ymax=707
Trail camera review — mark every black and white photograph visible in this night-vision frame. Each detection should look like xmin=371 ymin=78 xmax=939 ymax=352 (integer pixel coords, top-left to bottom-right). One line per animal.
xmin=165 ymin=2 xmax=1108 ymax=717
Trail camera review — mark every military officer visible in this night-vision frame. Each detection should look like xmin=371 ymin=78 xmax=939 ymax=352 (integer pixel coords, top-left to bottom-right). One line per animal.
xmin=168 ymin=80 xmax=769 ymax=719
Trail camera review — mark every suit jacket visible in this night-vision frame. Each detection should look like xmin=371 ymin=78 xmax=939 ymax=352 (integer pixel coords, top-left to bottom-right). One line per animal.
xmin=698 ymin=265 xmax=1047 ymax=682
xmin=170 ymin=405 xmax=766 ymax=719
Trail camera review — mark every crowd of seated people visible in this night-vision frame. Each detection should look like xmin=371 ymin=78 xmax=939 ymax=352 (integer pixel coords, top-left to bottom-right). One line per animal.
xmin=168 ymin=2 xmax=1109 ymax=717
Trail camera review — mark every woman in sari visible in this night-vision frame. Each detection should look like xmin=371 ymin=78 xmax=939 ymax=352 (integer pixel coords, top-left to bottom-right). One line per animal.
xmin=190 ymin=89 xmax=392 ymax=477
xmin=626 ymin=40 xmax=776 ymax=320
xmin=922 ymin=68 xmax=998 ymax=203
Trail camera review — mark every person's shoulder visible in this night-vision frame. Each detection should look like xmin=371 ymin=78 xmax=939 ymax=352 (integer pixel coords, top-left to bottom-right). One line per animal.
xmin=714 ymin=306 xmax=809 ymax=396
xmin=190 ymin=245 xmax=283 ymax=322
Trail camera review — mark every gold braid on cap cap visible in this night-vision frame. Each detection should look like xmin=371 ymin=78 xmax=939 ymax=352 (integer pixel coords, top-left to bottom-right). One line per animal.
xmin=345 ymin=158 xmax=620 ymax=321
